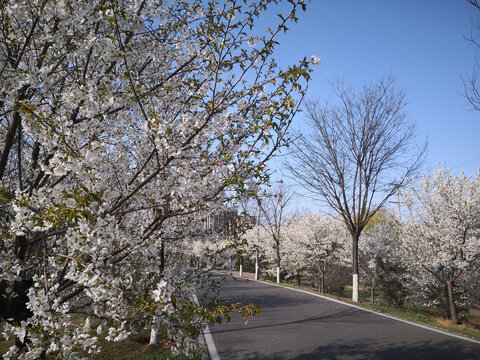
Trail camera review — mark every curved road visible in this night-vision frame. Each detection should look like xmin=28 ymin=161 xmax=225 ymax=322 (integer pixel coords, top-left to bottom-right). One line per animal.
xmin=209 ymin=276 xmax=480 ymax=359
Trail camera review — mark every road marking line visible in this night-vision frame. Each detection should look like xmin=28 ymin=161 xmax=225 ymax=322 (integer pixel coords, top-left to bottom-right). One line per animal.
xmin=246 ymin=278 xmax=480 ymax=346
xmin=193 ymin=294 xmax=221 ymax=360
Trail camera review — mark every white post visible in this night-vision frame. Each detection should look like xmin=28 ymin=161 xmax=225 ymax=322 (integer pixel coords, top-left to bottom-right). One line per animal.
xmin=150 ymin=327 xmax=160 ymax=345
xmin=255 ymin=204 xmax=261 ymax=280
xmin=276 ymin=266 xmax=280 ymax=283
xmin=255 ymin=248 xmax=259 ymax=280
xmin=352 ymin=273 xmax=359 ymax=303
xmin=239 ymin=262 xmax=243 ymax=278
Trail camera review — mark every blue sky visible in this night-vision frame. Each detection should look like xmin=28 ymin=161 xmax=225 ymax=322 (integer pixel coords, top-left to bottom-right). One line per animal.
xmin=269 ymin=0 xmax=480 ymax=181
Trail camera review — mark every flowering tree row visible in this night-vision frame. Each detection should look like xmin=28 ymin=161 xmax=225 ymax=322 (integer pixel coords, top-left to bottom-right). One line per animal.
xmin=240 ymin=209 xmax=349 ymax=291
xmin=240 ymin=169 xmax=480 ymax=325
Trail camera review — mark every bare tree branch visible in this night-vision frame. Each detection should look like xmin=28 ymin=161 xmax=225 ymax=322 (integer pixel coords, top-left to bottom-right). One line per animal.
xmin=286 ymin=77 xmax=426 ymax=302
xmin=464 ymin=0 xmax=480 ymax=110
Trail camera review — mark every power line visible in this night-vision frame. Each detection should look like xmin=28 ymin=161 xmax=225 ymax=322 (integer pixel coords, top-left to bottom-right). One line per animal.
xmin=451 ymin=156 xmax=480 ymax=170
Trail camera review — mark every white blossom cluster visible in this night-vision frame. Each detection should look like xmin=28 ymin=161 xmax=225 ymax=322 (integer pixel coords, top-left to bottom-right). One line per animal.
xmin=399 ymin=169 xmax=480 ymax=317
xmin=355 ymin=212 xmax=406 ymax=303
xmin=282 ymin=211 xmax=346 ymax=287
xmin=241 ymin=210 xmax=348 ymax=286
xmin=0 ymin=0 xmax=313 ymax=358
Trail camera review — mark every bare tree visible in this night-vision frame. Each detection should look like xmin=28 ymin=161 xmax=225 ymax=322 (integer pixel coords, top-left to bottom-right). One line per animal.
xmin=287 ymin=78 xmax=426 ymax=302
xmin=464 ymin=0 xmax=480 ymax=110
xmin=259 ymin=183 xmax=295 ymax=283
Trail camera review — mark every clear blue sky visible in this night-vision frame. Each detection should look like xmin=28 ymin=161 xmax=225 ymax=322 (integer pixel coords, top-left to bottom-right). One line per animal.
xmin=269 ymin=0 xmax=480 ymax=181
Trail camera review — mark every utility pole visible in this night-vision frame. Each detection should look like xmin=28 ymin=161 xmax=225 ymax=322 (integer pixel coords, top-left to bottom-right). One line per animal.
xmin=389 ymin=189 xmax=402 ymax=221
xmin=397 ymin=189 xmax=401 ymax=220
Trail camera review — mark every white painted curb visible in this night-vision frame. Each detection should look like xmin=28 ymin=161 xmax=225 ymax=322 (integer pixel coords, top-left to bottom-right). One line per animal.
xmin=247 ymin=278 xmax=480 ymax=346
xmin=193 ymin=294 xmax=221 ymax=360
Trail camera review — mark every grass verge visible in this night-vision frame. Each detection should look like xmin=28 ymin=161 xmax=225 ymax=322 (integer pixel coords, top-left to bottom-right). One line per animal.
xmin=0 ymin=325 xmax=202 ymax=359
xmin=91 ymin=329 xmax=199 ymax=360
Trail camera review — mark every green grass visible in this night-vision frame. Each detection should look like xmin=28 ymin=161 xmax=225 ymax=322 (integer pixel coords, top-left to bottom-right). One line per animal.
xmin=0 ymin=325 xmax=202 ymax=359
xmin=266 ymin=280 xmax=480 ymax=341
xmin=0 ymin=333 xmax=14 ymax=356
xmin=342 ymin=286 xmax=370 ymax=302
xmin=91 ymin=330 xmax=198 ymax=360
xmin=358 ymin=302 xmax=480 ymax=340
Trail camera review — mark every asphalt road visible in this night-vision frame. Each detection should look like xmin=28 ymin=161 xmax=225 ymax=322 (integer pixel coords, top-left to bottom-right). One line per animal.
xmin=209 ymin=276 xmax=480 ymax=360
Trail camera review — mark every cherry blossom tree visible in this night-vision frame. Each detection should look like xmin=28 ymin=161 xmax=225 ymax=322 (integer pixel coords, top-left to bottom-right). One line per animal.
xmin=283 ymin=211 xmax=345 ymax=292
xmin=401 ymin=169 xmax=480 ymax=324
xmin=0 ymin=0 xmax=315 ymax=357
xmin=257 ymin=183 xmax=295 ymax=283
xmin=241 ymin=223 xmax=275 ymax=278
xmin=359 ymin=210 xmax=400 ymax=303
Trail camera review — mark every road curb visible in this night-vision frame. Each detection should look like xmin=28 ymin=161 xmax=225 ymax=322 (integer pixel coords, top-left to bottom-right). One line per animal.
xmin=244 ymin=277 xmax=480 ymax=346
xmin=192 ymin=294 xmax=220 ymax=360
xmin=196 ymin=319 xmax=209 ymax=360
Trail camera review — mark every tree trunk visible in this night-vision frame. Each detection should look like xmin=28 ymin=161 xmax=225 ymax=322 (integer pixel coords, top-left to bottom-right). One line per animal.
xmin=296 ymin=273 xmax=301 ymax=287
xmin=447 ymin=281 xmax=458 ymax=325
xmin=370 ymin=285 xmax=375 ymax=304
xmin=255 ymin=248 xmax=259 ymax=280
xmin=320 ymin=272 xmax=325 ymax=293
xmin=0 ymin=235 xmax=34 ymax=352
xmin=150 ymin=241 xmax=165 ymax=345
xmin=352 ymin=234 xmax=359 ymax=303
xmin=276 ymin=242 xmax=281 ymax=283
xmin=159 ymin=240 xmax=165 ymax=274
xmin=150 ymin=327 xmax=161 ymax=345
xmin=321 ymin=262 xmax=327 ymax=293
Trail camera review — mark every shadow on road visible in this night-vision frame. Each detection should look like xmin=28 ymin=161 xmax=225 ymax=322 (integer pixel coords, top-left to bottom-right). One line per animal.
xmin=211 ymin=276 xmax=480 ymax=359
xmin=218 ymin=281 xmax=326 ymax=309
xmin=211 ymin=308 xmax=381 ymax=335
xmin=219 ymin=338 xmax=480 ymax=360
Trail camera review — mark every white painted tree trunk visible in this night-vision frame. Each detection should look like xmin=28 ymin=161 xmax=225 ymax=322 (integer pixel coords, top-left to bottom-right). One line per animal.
xmin=276 ymin=266 xmax=280 ymax=283
xmin=239 ymin=263 xmax=243 ymax=278
xmin=150 ymin=327 xmax=161 ymax=345
xmin=352 ymin=273 xmax=359 ymax=303
xmin=255 ymin=249 xmax=259 ymax=280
